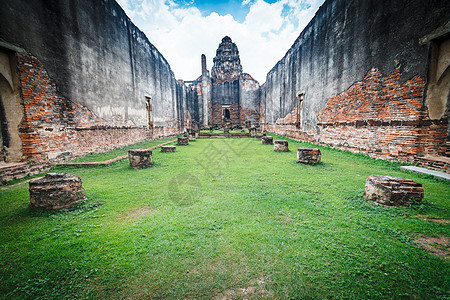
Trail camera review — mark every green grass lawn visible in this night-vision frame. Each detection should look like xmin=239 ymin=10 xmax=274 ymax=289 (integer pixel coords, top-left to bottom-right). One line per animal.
xmin=0 ymin=135 xmax=449 ymax=299
xmin=69 ymin=136 xmax=178 ymax=163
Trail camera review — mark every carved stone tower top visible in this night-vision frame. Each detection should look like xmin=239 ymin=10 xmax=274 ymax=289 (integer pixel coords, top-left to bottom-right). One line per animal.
xmin=211 ymin=36 xmax=242 ymax=83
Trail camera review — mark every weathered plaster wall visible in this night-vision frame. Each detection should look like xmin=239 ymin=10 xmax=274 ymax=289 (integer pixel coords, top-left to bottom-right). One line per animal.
xmin=195 ymin=74 xmax=260 ymax=127
xmin=239 ymin=74 xmax=260 ymax=125
xmin=0 ymin=0 xmax=196 ymax=161
xmin=0 ymin=49 xmax=23 ymax=162
xmin=201 ymin=73 xmax=212 ymax=127
xmin=17 ymin=53 xmax=149 ymax=161
xmin=261 ymin=0 xmax=450 ymax=162
xmin=211 ymin=80 xmax=240 ymax=125
xmin=212 ymin=81 xmax=240 ymax=106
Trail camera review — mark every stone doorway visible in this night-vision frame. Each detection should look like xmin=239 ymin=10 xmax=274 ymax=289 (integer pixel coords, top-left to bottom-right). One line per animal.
xmin=223 ymin=108 xmax=230 ymax=120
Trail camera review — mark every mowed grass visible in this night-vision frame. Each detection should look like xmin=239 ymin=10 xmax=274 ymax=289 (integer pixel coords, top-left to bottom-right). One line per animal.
xmin=0 ymin=135 xmax=449 ymax=299
xmin=69 ymin=136 xmax=178 ymax=163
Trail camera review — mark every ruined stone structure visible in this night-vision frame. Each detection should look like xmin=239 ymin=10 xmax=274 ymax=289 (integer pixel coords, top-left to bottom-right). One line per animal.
xmin=0 ymin=0 xmax=449 ymax=174
xmin=0 ymin=0 xmax=196 ymax=163
xmin=255 ymin=134 xmax=265 ymax=141
xmin=261 ymin=136 xmax=274 ymax=145
xmin=177 ymin=137 xmax=189 ymax=145
xmin=191 ymin=37 xmax=260 ymax=127
xmin=260 ymin=0 xmax=450 ymax=171
xmin=161 ymin=145 xmax=176 ymax=153
xmin=297 ymin=148 xmax=321 ymax=164
xmin=364 ymin=175 xmax=424 ymax=206
xmin=128 ymin=149 xmax=153 ymax=169
xmin=29 ymin=173 xmax=85 ymax=210
xmin=274 ymin=140 xmax=289 ymax=152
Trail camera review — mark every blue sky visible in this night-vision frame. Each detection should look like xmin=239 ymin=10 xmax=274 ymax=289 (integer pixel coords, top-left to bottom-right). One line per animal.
xmin=117 ymin=0 xmax=325 ymax=83
xmin=171 ymin=0 xmax=281 ymax=22
xmin=173 ymin=0 xmax=253 ymax=22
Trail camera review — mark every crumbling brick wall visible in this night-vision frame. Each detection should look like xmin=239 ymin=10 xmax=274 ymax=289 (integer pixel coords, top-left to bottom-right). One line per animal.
xmin=263 ymin=67 xmax=447 ymax=162
xmin=1 ymin=0 xmax=193 ymax=163
xmin=211 ymin=103 xmax=240 ymax=126
xmin=17 ymin=53 xmax=150 ymax=162
xmin=316 ymin=67 xmax=447 ymax=161
xmin=260 ymin=0 xmax=449 ymax=167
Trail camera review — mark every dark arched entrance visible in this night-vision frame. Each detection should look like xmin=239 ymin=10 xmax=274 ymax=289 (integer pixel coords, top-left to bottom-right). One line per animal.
xmin=223 ymin=108 xmax=230 ymax=120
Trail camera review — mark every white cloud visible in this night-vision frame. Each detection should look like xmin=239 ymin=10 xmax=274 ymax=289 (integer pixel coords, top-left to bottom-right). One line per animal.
xmin=117 ymin=0 xmax=325 ymax=84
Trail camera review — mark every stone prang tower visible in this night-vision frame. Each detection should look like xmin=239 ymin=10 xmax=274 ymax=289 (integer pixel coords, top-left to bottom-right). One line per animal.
xmin=211 ymin=36 xmax=243 ymax=83
xmin=193 ymin=36 xmax=260 ymax=127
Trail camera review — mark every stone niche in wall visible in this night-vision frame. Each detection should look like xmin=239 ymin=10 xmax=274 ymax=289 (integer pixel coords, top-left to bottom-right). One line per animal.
xmin=421 ymin=23 xmax=450 ymax=126
xmin=0 ymin=47 xmax=23 ymax=162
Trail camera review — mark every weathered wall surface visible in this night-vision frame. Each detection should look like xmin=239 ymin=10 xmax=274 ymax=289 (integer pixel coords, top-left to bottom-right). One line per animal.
xmin=212 ymin=81 xmax=240 ymax=106
xmin=239 ymin=73 xmax=260 ymax=126
xmin=17 ymin=53 xmax=149 ymax=161
xmin=211 ymin=80 xmax=240 ymax=125
xmin=261 ymin=0 xmax=450 ymax=162
xmin=0 ymin=0 xmax=195 ymax=161
xmin=0 ymin=49 xmax=23 ymax=162
xmin=317 ymin=67 xmax=446 ymax=160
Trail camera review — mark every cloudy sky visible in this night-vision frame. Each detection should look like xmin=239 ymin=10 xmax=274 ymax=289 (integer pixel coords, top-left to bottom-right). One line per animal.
xmin=116 ymin=0 xmax=325 ymax=84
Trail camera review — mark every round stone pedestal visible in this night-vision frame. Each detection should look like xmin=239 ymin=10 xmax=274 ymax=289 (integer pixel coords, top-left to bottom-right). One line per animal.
xmin=178 ymin=137 xmax=189 ymax=145
xmin=128 ymin=149 xmax=153 ymax=169
xmin=161 ymin=145 xmax=176 ymax=152
xmin=29 ymin=173 xmax=85 ymax=211
xmin=364 ymin=175 xmax=424 ymax=206
xmin=261 ymin=136 xmax=273 ymax=145
xmin=297 ymin=147 xmax=321 ymax=164
xmin=274 ymin=140 xmax=289 ymax=152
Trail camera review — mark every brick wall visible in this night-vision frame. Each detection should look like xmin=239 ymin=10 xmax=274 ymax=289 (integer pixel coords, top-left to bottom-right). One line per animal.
xmin=239 ymin=107 xmax=259 ymax=126
xmin=152 ymin=119 xmax=182 ymax=139
xmin=262 ymin=67 xmax=448 ymax=163
xmin=211 ymin=103 xmax=240 ymax=126
xmin=17 ymin=53 xmax=155 ymax=162
xmin=0 ymin=162 xmax=51 ymax=184
xmin=317 ymin=67 xmax=447 ymax=161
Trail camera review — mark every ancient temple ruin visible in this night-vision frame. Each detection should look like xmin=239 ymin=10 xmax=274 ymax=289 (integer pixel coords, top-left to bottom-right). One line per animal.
xmin=190 ymin=36 xmax=260 ymax=127
xmin=0 ymin=0 xmax=449 ymax=176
